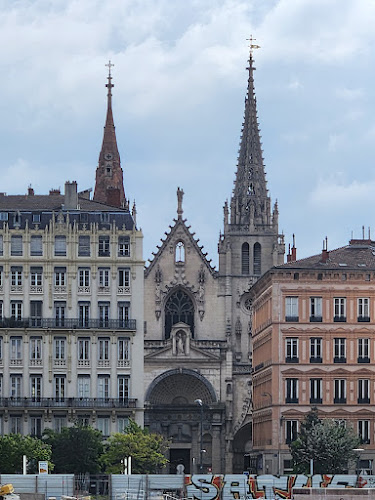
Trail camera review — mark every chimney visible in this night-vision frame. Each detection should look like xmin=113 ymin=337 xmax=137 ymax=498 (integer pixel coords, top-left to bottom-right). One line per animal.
xmin=291 ymin=234 xmax=297 ymax=262
xmin=321 ymin=237 xmax=329 ymax=263
xmin=287 ymin=243 xmax=291 ymax=263
xmin=64 ymin=181 xmax=78 ymax=210
xmin=28 ymin=185 xmax=34 ymax=196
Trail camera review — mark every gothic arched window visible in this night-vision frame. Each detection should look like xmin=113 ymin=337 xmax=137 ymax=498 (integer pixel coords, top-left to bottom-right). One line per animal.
xmin=253 ymin=242 xmax=261 ymax=275
xmin=241 ymin=242 xmax=250 ymax=275
xmin=165 ymin=289 xmax=194 ymax=339
xmin=175 ymin=241 xmax=185 ymax=263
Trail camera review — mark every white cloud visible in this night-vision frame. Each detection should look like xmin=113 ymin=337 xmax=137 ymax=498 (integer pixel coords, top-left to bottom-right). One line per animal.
xmin=310 ymin=177 xmax=375 ymax=208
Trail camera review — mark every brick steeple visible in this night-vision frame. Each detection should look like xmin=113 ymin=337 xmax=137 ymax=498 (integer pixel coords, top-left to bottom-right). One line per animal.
xmin=94 ymin=61 xmax=126 ymax=208
xmin=230 ymin=50 xmax=270 ymax=227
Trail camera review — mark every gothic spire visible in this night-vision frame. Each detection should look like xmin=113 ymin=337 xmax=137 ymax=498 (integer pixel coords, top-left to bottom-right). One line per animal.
xmin=231 ymin=44 xmax=270 ymax=226
xmin=94 ymin=61 xmax=126 ymax=208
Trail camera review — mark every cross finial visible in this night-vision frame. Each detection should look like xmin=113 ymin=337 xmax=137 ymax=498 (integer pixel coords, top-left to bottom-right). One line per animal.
xmin=106 ymin=60 xmax=114 ymax=78
xmin=246 ymin=35 xmax=261 ymax=56
xmin=105 ymin=60 xmax=114 ymax=94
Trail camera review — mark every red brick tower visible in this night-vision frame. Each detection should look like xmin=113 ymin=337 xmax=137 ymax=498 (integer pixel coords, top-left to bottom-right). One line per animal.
xmin=93 ymin=61 xmax=126 ymax=208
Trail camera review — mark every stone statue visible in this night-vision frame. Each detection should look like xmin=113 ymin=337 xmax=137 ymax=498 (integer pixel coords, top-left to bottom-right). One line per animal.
xmin=177 ymin=187 xmax=184 ymax=219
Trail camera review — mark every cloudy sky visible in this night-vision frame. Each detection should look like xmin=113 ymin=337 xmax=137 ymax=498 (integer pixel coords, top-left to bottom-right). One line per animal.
xmin=1 ymin=0 xmax=375 ymax=266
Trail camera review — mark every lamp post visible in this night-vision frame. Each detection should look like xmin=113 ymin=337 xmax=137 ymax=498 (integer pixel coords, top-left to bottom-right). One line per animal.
xmin=195 ymin=398 xmax=204 ymax=472
xmin=353 ymin=448 xmax=365 ymax=476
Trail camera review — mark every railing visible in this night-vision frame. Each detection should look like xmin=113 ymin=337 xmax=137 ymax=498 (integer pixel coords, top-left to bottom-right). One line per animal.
xmin=0 ymin=397 xmax=137 ymax=408
xmin=0 ymin=318 xmax=136 ymax=330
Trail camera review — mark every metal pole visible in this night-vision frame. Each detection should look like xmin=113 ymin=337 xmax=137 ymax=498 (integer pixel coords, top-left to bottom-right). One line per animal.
xmin=200 ymin=403 xmax=203 ymax=472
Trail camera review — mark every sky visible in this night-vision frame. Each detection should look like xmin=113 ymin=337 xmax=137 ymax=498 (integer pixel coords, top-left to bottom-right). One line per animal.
xmin=1 ymin=0 xmax=375 ymax=267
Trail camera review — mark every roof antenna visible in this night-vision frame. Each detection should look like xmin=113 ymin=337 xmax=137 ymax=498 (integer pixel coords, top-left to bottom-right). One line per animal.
xmin=369 ymin=227 xmax=371 ymax=240
xmin=362 ymin=225 xmax=365 ymax=239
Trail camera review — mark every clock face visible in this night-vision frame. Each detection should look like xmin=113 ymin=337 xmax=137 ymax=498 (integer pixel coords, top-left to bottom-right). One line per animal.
xmin=104 ymin=153 xmax=113 ymax=160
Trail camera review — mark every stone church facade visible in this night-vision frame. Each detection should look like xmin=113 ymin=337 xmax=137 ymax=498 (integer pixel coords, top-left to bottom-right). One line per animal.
xmin=143 ymin=51 xmax=285 ymax=474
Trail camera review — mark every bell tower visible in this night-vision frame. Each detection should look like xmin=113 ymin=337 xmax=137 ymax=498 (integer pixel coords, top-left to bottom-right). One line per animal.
xmin=94 ymin=61 xmax=127 ymax=208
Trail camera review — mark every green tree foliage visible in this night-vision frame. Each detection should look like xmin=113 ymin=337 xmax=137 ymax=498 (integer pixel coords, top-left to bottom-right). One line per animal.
xmin=290 ymin=408 xmax=361 ymax=474
xmin=44 ymin=423 xmax=103 ymax=474
xmin=101 ymin=419 xmax=169 ymax=474
xmin=0 ymin=434 xmax=52 ymax=474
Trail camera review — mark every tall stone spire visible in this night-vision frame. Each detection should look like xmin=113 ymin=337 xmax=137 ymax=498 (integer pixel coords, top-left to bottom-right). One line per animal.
xmin=230 ymin=46 xmax=270 ymax=227
xmin=94 ymin=61 xmax=126 ymax=208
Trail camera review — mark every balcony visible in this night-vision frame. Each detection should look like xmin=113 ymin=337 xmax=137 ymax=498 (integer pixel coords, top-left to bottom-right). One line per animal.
xmin=310 ymin=357 xmax=323 ymax=363
xmin=358 ymin=357 xmax=370 ymax=363
xmin=0 ymin=318 xmax=136 ymax=330
xmin=334 ymin=357 xmax=347 ymax=363
xmin=334 ymin=397 xmax=346 ymax=404
xmin=285 ymin=397 xmax=299 ymax=404
xmin=358 ymin=397 xmax=370 ymax=404
xmin=0 ymin=397 xmax=137 ymax=409
xmin=358 ymin=316 xmax=370 ymax=322
xmin=285 ymin=316 xmax=299 ymax=322
xmin=310 ymin=397 xmax=323 ymax=404
xmin=334 ymin=316 xmax=346 ymax=322
xmin=285 ymin=357 xmax=299 ymax=364
xmin=310 ymin=316 xmax=322 ymax=322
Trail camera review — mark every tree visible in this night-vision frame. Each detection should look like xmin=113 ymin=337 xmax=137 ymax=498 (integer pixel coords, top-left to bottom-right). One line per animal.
xmin=44 ymin=423 xmax=103 ymax=474
xmin=100 ymin=419 xmax=169 ymax=474
xmin=290 ymin=408 xmax=361 ymax=474
xmin=0 ymin=434 xmax=52 ymax=474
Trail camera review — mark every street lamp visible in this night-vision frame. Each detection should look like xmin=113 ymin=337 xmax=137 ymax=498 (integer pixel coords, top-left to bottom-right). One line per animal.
xmin=195 ymin=398 xmax=204 ymax=472
xmin=353 ymin=448 xmax=365 ymax=476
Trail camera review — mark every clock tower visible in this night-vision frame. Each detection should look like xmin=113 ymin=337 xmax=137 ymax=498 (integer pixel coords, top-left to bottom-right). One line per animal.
xmin=94 ymin=61 xmax=127 ymax=208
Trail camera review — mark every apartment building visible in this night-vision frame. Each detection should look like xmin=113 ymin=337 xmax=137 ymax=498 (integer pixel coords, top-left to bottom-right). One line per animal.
xmin=250 ymin=239 xmax=375 ymax=475
xmin=0 ymin=66 xmax=144 ymax=438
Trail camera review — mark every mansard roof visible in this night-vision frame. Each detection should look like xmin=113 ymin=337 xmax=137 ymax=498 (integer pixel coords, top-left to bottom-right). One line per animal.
xmin=145 ymin=217 xmax=217 ymax=277
xmin=0 ymin=193 xmax=126 ymax=211
xmin=278 ymin=239 xmax=375 ymax=271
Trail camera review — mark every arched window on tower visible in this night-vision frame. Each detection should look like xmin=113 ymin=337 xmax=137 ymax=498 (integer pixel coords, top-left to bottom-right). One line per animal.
xmin=253 ymin=242 xmax=261 ymax=275
xmin=175 ymin=241 xmax=185 ymax=263
xmin=164 ymin=289 xmax=194 ymax=339
xmin=241 ymin=242 xmax=250 ymax=275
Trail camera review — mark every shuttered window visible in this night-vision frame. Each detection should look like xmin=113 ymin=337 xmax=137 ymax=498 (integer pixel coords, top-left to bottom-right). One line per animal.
xmin=11 ymin=236 xmax=23 ymax=256
xmin=54 ymin=236 xmax=66 ymax=256
xmin=30 ymin=236 xmax=43 ymax=256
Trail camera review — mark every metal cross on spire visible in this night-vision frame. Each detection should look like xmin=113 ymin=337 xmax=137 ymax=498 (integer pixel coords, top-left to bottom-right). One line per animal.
xmin=246 ymin=35 xmax=261 ymax=56
xmin=106 ymin=60 xmax=114 ymax=77
xmin=105 ymin=60 xmax=114 ymax=94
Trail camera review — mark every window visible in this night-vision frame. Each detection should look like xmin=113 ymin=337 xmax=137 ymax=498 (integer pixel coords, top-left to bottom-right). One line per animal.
xmin=334 ymin=379 xmax=346 ymax=403
xmin=285 ymin=420 xmax=298 ymax=444
xmin=99 ymin=303 xmax=109 ymax=328
xmin=0 ymin=302 xmax=3 ymax=322
xmin=78 ymin=235 xmax=90 ymax=256
xmin=165 ymin=289 xmax=194 ymax=339
xmin=97 ymin=417 xmax=110 ymax=438
xmin=310 ymin=338 xmax=322 ymax=363
xmin=285 ymin=378 xmax=298 ymax=403
xmin=54 ymin=267 xmax=66 ymax=286
xmin=358 ymin=338 xmax=370 ymax=363
xmin=310 ymin=378 xmax=322 ymax=404
xmin=118 ymin=236 xmax=130 ymax=257
xmin=77 ymin=376 xmax=90 ymax=398
xmin=118 ymin=417 xmax=129 ymax=433
xmin=118 ymin=268 xmax=130 ymax=287
xmin=54 ymin=375 xmax=65 ymax=402
xmin=30 ymin=375 xmax=42 ymax=401
xmin=30 ymin=267 xmax=43 ymax=287
xmin=285 ymin=297 xmax=299 ymax=321
xmin=54 ymin=302 xmax=66 ymax=327
xmin=30 ymin=235 xmax=43 ymax=256
xmin=358 ymin=379 xmax=370 ymax=404
xmin=100 ymin=212 xmax=110 ymax=223
xmin=11 ymin=267 xmax=22 ymax=286
xmin=78 ymin=338 xmax=90 ymax=361
xmin=175 ymin=241 xmax=185 ymax=263
xmin=98 ymin=338 xmax=110 ymax=361
xmin=30 ymin=301 xmax=42 ymax=327
xmin=79 ymin=303 xmax=90 ymax=328
xmin=118 ymin=302 xmax=130 ymax=327
xmin=98 ymin=375 xmax=110 ymax=399
xmin=54 ymin=416 xmax=66 ymax=432
xmin=32 ymin=213 xmax=41 ymax=223
xmin=358 ymin=298 xmax=370 ymax=322
xmin=310 ymin=297 xmax=322 ymax=322
xmin=10 ymin=416 xmax=22 ymax=434
xmin=118 ymin=376 xmax=129 ymax=401
xmin=0 ymin=267 xmax=2 ymax=287
xmin=253 ymin=242 xmax=261 ymax=275
xmin=78 ymin=268 xmax=90 ymax=287
xmin=10 ymin=302 xmax=22 ymax=321
xmin=99 ymin=268 xmax=110 ymax=288
xmin=30 ymin=416 xmax=42 ymax=438
xmin=241 ymin=243 xmax=249 ymax=275
xmin=358 ymin=420 xmax=370 ymax=444
xmin=54 ymin=236 xmax=66 ymax=256
xmin=11 ymin=235 xmax=23 ymax=256
xmin=99 ymin=236 xmax=110 ymax=256
xmin=54 ymin=337 xmax=66 ymax=361
xmin=0 ymin=336 xmax=2 ymax=359
xmin=334 ymin=338 xmax=346 ymax=363
xmin=334 ymin=297 xmax=346 ymax=322
xmin=10 ymin=337 xmax=22 ymax=361
xmin=0 ymin=235 xmax=3 ymax=256
xmin=0 ymin=375 xmax=2 ymax=397
xmin=285 ymin=338 xmax=299 ymax=362
xmin=118 ymin=338 xmax=130 ymax=363
xmin=10 ymin=374 xmax=22 ymax=398
xmin=30 ymin=337 xmax=42 ymax=361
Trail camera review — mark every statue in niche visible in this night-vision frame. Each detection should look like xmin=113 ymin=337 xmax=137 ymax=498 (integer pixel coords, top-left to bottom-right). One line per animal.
xmin=176 ymin=331 xmax=186 ymax=355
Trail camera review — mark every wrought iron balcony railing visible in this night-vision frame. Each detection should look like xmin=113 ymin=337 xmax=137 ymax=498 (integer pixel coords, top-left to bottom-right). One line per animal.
xmin=0 ymin=318 xmax=136 ymax=330
xmin=0 ymin=397 xmax=137 ymax=409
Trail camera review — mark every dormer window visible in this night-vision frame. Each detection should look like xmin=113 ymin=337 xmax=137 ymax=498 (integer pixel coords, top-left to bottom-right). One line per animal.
xmin=175 ymin=241 xmax=185 ymax=263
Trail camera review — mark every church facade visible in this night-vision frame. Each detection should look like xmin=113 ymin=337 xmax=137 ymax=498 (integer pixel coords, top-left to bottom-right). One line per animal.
xmin=143 ymin=51 xmax=285 ymax=474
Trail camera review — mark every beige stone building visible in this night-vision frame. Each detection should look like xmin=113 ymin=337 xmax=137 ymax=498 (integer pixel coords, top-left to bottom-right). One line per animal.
xmin=0 ymin=67 xmax=144 ymax=436
xmin=250 ymin=239 xmax=375 ymax=475
xmin=143 ymin=51 xmax=284 ymax=474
